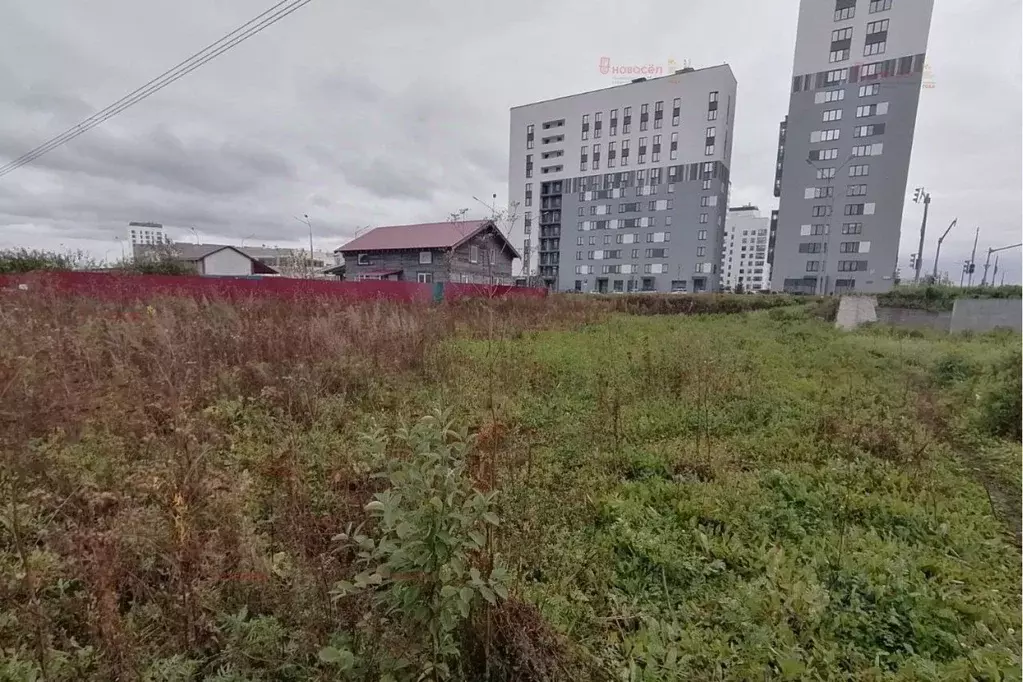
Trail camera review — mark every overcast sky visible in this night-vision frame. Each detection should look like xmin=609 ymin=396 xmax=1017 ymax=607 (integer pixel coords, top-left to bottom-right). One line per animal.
xmin=1 ymin=0 xmax=1020 ymax=282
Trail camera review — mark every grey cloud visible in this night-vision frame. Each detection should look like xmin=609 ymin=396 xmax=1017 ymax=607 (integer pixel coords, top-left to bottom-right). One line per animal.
xmin=0 ymin=0 xmax=1017 ymax=283
xmin=339 ymin=156 xmax=439 ymax=201
xmin=0 ymin=123 xmax=294 ymax=196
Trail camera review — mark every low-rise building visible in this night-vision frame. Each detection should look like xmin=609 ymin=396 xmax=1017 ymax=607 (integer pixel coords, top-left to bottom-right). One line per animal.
xmin=335 ymin=220 xmax=519 ymax=284
xmin=133 ymin=243 xmax=277 ymax=276
xmin=239 ymin=246 xmax=337 ymax=278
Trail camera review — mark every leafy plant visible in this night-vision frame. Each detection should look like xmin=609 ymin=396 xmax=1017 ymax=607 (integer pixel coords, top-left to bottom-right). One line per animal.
xmin=0 ymin=248 xmax=94 ymax=273
xmin=978 ymin=350 xmax=1022 ymax=440
xmin=327 ymin=410 xmax=510 ymax=681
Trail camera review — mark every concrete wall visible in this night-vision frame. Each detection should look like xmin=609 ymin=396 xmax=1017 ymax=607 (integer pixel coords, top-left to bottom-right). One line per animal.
xmin=876 ymin=306 xmax=950 ymax=332
xmin=836 ymin=295 xmax=877 ymax=330
xmin=950 ymin=299 xmax=1023 ymax=333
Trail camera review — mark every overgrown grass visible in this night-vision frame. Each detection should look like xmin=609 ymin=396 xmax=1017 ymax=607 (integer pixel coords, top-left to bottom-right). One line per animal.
xmin=878 ymin=284 xmax=1023 ymax=312
xmin=0 ymin=292 xmax=1019 ymax=680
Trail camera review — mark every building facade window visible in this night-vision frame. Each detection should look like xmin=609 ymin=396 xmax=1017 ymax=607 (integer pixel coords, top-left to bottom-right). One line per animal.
xmin=864 ymin=41 xmax=886 ymax=56
xmin=849 ymin=164 xmax=869 ymax=177
xmin=815 ymin=89 xmax=846 ymax=104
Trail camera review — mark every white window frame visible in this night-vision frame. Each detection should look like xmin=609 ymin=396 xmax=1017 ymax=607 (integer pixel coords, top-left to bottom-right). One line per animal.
xmin=419 ymin=250 xmax=432 ymax=265
xmin=469 ymin=245 xmax=479 ymax=263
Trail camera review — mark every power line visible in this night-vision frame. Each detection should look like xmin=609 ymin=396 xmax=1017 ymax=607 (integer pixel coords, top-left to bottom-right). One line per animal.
xmin=0 ymin=0 xmax=314 ymax=179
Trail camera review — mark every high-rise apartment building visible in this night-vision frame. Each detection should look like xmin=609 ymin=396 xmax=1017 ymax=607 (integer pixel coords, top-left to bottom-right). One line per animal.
xmin=128 ymin=221 xmax=169 ymax=246
xmin=773 ymin=0 xmax=934 ymax=294
xmin=509 ymin=65 xmax=737 ymax=293
xmin=721 ymin=206 xmax=772 ymax=292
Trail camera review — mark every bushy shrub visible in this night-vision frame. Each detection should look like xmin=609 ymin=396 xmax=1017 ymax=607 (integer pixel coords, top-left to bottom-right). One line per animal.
xmin=601 ymin=293 xmax=801 ymax=316
xmin=979 ymin=350 xmax=1022 ymax=440
xmin=327 ymin=410 xmax=510 ymax=680
xmin=879 ymin=284 xmax=1023 ymax=312
xmin=121 ymin=258 xmax=197 ymax=276
xmin=0 ymin=248 xmax=92 ymax=273
xmin=931 ymin=351 xmax=979 ymax=387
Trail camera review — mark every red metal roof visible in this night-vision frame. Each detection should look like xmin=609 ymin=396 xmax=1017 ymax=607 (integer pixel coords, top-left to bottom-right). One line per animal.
xmin=336 ymin=220 xmax=520 ymax=258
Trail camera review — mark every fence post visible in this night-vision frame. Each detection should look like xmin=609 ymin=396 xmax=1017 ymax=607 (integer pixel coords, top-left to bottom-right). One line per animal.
xmin=433 ymin=281 xmax=445 ymax=302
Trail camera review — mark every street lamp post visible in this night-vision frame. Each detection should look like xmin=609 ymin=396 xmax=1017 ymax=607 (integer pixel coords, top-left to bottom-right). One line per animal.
xmin=931 ymin=218 xmax=956 ymax=282
xmin=293 ymin=214 xmax=315 ymax=277
xmin=805 ymin=153 xmax=855 ymax=296
xmin=911 ymin=187 xmax=931 ymax=284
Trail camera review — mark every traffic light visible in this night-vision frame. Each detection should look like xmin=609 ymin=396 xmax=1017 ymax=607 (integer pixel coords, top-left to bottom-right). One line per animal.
xmin=913 ymin=187 xmax=923 ymax=203
xmin=909 ymin=253 xmax=917 ymax=269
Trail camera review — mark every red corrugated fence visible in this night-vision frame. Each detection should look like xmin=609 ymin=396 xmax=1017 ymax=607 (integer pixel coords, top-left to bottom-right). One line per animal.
xmin=0 ymin=271 xmax=546 ymax=303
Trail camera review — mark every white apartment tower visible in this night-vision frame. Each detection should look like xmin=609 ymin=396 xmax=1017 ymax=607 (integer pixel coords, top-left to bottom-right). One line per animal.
xmin=509 ymin=65 xmax=737 ymax=293
xmin=772 ymin=0 xmax=935 ymax=294
xmin=722 ymin=206 xmax=772 ymax=292
xmin=127 ymin=221 xmax=170 ymax=246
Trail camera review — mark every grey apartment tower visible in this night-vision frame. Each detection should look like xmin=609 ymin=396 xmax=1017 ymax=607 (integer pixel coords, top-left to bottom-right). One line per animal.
xmin=509 ymin=65 xmax=737 ymax=293
xmin=773 ymin=0 xmax=934 ymax=294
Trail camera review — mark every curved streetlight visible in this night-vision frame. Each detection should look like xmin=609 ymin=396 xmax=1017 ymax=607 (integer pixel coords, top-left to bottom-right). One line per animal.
xmin=931 ymin=218 xmax=956 ymax=282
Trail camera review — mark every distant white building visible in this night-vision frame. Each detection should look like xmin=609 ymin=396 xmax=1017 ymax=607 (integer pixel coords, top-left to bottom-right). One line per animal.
xmin=128 ymin=222 xmax=169 ymax=246
xmin=722 ymin=206 xmax=771 ymax=292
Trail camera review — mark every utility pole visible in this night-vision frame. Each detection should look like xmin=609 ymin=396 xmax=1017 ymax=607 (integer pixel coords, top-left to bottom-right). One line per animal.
xmin=911 ymin=187 xmax=930 ymax=283
xmin=967 ymin=227 xmax=979 ymax=287
xmin=931 ymin=218 xmax=956 ymax=282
